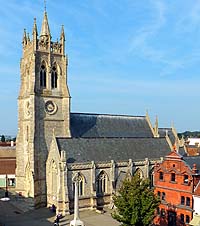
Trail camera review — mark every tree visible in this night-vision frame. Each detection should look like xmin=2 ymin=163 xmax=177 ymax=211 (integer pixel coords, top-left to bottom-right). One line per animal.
xmin=112 ymin=174 xmax=160 ymax=226
xmin=1 ymin=135 xmax=5 ymax=142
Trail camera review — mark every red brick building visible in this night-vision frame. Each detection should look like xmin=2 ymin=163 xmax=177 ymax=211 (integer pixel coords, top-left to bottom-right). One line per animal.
xmin=154 ymin=151 xmax=200 ymax=226
xmin=0 ymin=146 xmax=16 ymax=188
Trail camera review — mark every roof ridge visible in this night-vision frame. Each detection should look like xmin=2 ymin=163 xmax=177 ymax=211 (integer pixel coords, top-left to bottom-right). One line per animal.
xmin=56 ymin=136 xmax=167 ymax=140
xmin=71 ymin=112 xmax=146 ymax=118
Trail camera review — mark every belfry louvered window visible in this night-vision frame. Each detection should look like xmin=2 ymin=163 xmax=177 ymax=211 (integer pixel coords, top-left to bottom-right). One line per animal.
xmin=40 ymin=65 xmax=46 ymax=88
xmin=51 ymin=66 xmax=57 ymax=89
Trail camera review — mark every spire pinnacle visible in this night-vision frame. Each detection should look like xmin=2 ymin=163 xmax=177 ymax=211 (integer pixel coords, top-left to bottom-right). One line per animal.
xmin=40 ymin=10 xmax=51 ymax=37
xmin=60 ymin=25 xmax=65 ymax=40
xmin=32 ymin=18 xmax=38 ymax=36
xmin=22 ymin=29 xmax=27 ymax=46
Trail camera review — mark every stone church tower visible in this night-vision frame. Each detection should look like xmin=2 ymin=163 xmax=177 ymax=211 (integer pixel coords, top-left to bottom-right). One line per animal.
xmin=15 ymin=10 xmax=70 ymax=206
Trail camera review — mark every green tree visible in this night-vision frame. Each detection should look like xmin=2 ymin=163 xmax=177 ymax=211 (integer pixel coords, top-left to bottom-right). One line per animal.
xmin=1 ymin=135 xmax=5 ymax=142
xmin=112 ymin=174 xmax=160 ymax=226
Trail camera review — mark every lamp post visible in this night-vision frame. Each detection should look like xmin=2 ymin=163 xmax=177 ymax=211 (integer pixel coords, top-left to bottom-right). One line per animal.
xmin=5 ymin=174 xmax=8 ymax=197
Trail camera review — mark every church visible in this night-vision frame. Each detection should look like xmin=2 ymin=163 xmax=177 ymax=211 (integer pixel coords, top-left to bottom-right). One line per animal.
xmin=15 ymin=9 xmax=184 ymax=215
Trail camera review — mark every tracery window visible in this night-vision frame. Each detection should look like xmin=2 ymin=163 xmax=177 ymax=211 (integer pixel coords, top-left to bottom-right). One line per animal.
xmin=40 ymin=65 xmax=46 ymax=88
xmin=96 ymin=171 xmax=107 ymax=195
xmin=51 ymin=66 xmax=57 ymax=89
xmin=73 ymin=173 xmax=84 ymax=196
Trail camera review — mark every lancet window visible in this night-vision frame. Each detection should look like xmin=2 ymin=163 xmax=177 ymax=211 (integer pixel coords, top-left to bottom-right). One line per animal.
xmin=73 ymin=173 xmax=84 ymax=196
xmin=51 ymin=66 xmax=57 ymax=89
xmin=40 ymin=65 xmax=46 ymax=88
xmin=96 ymin=171 xmax=107 ymax=195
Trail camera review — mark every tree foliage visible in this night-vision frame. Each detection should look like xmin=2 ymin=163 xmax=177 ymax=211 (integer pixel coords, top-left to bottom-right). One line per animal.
xmin=112 ymin=174 xmax=160 ymax=226
xmin=0 ymin=135 xmax=5 ymax=142
xmin=178 ymin=131 xmax=200 ymax=139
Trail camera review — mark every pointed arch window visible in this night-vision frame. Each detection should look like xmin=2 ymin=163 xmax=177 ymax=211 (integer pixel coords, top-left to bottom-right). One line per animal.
xmin=96 ymin=171 xmax=107 ymax=195
xmin=40 ymin=65 xmax=46 ymax=88
xmin=73 ymin=173 xmax=84 ymax=196
xmin=51 ymin=66 xmax=57 ymax=89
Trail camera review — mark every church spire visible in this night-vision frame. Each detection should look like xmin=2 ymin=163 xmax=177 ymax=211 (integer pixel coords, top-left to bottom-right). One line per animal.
xmin=40 ymin=10 xmax=51 ymax=37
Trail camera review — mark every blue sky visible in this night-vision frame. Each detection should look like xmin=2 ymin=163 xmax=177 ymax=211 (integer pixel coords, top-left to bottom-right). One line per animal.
xmin=0 ymin=0 xmax=200 ymax=136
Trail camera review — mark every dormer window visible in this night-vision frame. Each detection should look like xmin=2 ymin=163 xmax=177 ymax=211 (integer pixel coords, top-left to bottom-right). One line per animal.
xmin=40 ymin=65 xmax=46 ymax=88
xmin=51 ymin=66 xmax=57 ymax=89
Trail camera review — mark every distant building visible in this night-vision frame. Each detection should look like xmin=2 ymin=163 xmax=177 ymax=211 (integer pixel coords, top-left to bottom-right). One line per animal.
xmin=185 ymin=138 xmax=200 ymax=156
xmin=154 ymin=151 xmax=200 ymax=226
xmin=0 ymin=146 xmax=16 ymax=188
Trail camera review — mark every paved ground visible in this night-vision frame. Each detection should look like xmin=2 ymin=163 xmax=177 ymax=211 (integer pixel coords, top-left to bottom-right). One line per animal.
xmin=0 ymin=189 xmax=119 ymax=226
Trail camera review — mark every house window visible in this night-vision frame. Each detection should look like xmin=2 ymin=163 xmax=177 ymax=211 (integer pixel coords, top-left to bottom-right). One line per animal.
xmin=162 ymin=192 xmax=166 ymax=201
xmin=184 ymin=175 xmax=188 ymax=184
xmin=181 ymin=196 xmax=185 ymax=205
xmin=186 ymin=197 xmax=190 ymax=206
xmin=40 ymin=65 xmax=46 ymax=88
xmin=157 ymin=207 xmax=160 ymax=215
xmin=157 ymin=191 xmax=161 ymax=198
xmin=8 ymin=178 xmax=15 ymax=187
xmin=96 ymin=171 xmax=107 ymax=195
xmin=180 ymin=214 xmax=184 ymax=223
xmin=161 ymin=209 xmax=165 ymax=217
xmin=51 ymin=66 xmax=57 ymax=89
xmin=186 ymin=215 xmax=190 ymax=224
xmin=171 ymin=173 xmax=176 ymax=182
xmin=159 ymin=172 xmax=163 ymax=180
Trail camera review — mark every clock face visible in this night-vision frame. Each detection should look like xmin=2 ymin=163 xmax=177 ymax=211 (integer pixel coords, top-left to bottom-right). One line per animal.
xmin=45 ymin=100 xmax=57 ymax=115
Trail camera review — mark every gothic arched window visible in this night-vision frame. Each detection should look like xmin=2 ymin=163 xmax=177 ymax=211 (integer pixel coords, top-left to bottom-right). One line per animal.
xmin=40 ymin=65 xmax=46 ymax=88
xmin=51 ymin=66 xmax=57 ymax=89
xmin=73 ymin=173 xmax=84 ymax=196
xmin=96 ymin=171 xmax=107 ymax=195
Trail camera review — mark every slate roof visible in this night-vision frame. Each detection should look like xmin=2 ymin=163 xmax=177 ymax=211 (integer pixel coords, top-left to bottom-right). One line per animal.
xmin=70 ymin=113 xmax=153 ymax=138
xmin=56 ymin=137 xmax=170 ymax=163
xmin=158 ymin=128 xmax=176 ymax=145
xmin=183 ymin=156 xmax=200 ymax=171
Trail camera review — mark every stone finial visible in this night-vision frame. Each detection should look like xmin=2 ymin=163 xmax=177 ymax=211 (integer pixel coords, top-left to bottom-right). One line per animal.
xmin=32 ymin=18 xmax=38 ymax=36
xmin=60 ymin=25 xmax=65 ymax=40
xmin=22 ymin=29 xmax=27 ymax=46
xmin=154 ymin=115 xmax=159 ymax=138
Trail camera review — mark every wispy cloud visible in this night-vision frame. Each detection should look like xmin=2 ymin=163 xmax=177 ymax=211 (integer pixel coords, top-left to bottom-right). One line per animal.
xmin=129 ymin=1 xmax=170 ymax=71
xmin=175 ymin=1 xmax=200 ymax=33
